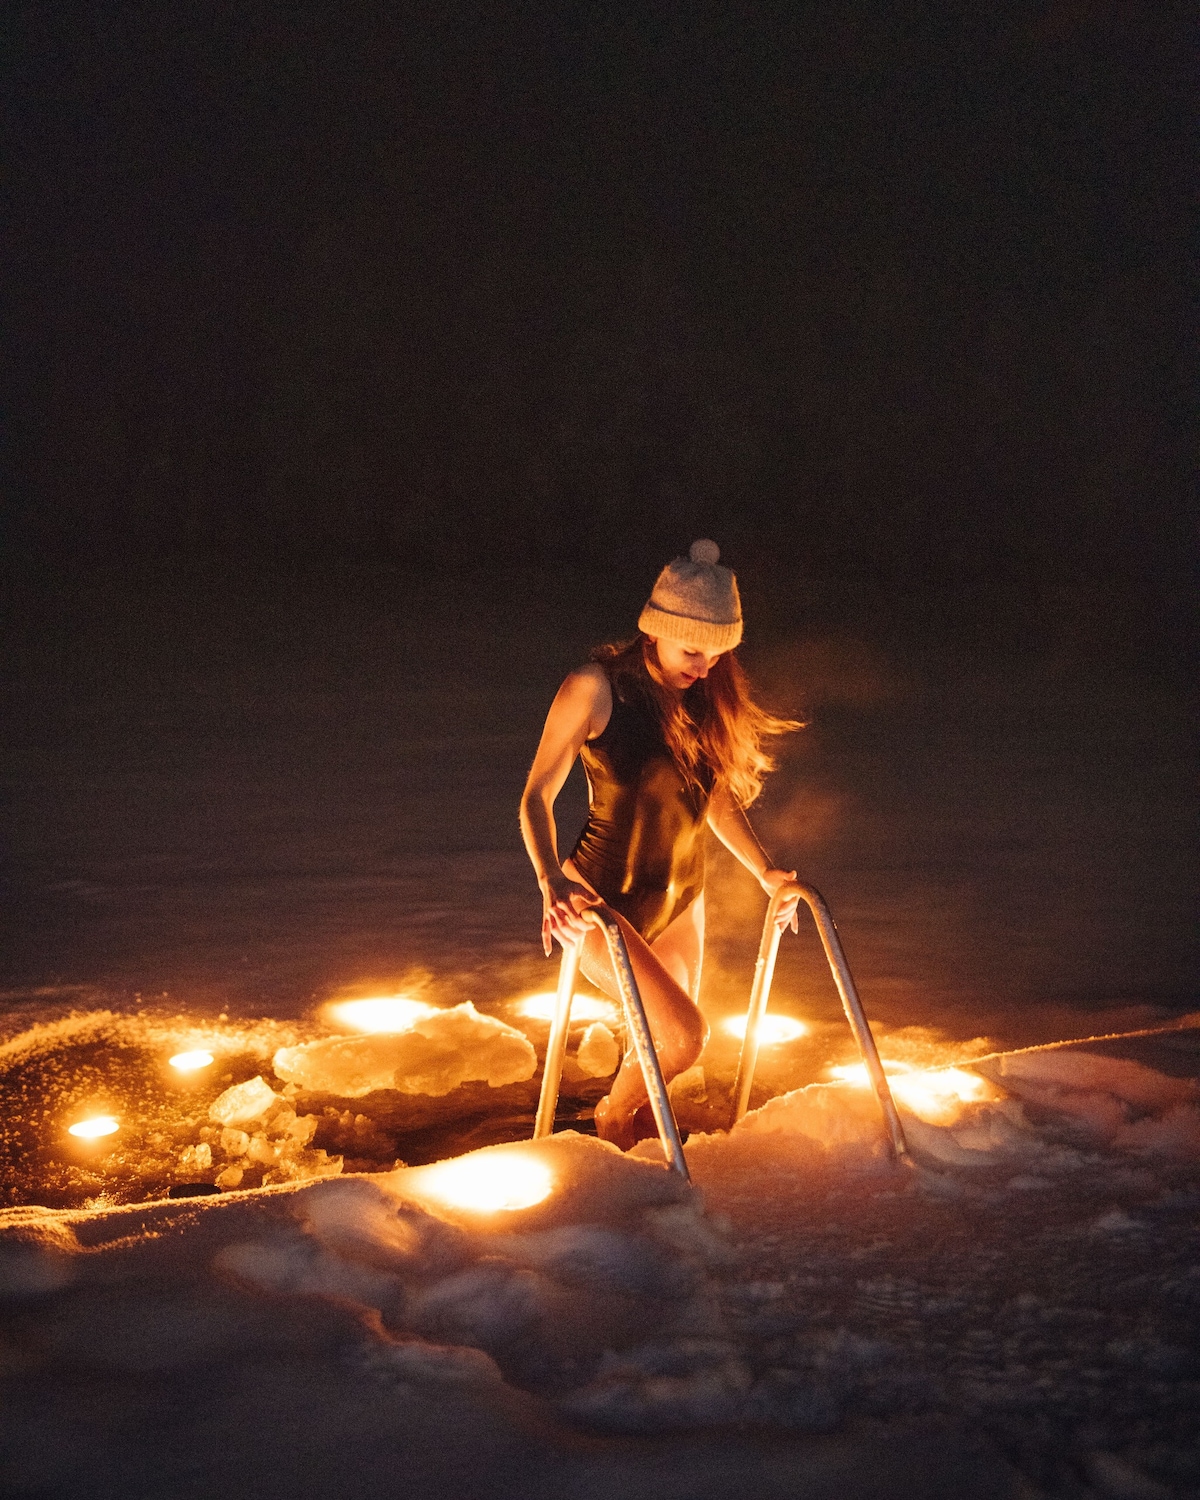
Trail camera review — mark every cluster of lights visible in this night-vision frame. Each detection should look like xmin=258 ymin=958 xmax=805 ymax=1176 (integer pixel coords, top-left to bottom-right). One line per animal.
xmin=66 ymin=1005 xmax=982 ymax=1207
xmin=71 ymin=1038 xmax=219 ymax=1143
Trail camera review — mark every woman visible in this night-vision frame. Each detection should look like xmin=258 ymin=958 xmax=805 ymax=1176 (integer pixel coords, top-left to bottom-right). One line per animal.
xmin=520 ymin=540 xmax=802 ymax=1149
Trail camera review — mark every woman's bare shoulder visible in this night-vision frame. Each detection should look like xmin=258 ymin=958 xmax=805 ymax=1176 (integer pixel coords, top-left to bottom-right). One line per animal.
xmin=555 ymin=662 xmax=612 ymax=736
xmin=564 ymin=661 xmax=609 ymax=692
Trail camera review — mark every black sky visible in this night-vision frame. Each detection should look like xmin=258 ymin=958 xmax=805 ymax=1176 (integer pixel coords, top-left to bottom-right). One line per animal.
xmin=2 ymin=0 xmax=1193 ymax=659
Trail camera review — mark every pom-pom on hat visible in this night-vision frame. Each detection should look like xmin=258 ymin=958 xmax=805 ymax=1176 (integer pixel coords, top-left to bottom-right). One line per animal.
xmin=637 ymin=539 xmax=743 ymax=653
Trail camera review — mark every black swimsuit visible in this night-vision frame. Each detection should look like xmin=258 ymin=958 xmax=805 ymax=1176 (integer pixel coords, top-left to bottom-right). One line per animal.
xmin=570 ymin=675 xmax=713 ymax=944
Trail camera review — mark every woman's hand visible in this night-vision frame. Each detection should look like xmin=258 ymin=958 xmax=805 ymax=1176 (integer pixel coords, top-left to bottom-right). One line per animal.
xmin=760 ymin=867 xmax=801 ymax=933
xmin=540 ymin=874 xmax=602 ymax=955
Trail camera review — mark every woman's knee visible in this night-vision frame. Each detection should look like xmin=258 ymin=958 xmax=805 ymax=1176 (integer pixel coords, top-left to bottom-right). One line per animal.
xmin=659 ymin=1005 xmax=707 ymax=1072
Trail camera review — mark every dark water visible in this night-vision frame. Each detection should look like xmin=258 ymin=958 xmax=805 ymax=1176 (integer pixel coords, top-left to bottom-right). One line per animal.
xmin=3 ymin=589 xmax=1195 ymax=1055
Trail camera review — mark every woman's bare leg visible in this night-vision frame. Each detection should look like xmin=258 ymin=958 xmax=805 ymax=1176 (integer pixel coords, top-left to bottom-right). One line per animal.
xmin=564 ymin=896 xmax=708 ymax=1150
xmin=649 ymin=891 xmax=705 ymax=1002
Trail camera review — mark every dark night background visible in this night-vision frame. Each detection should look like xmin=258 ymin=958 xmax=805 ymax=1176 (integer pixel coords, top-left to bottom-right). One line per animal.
xmin=0 ymin=0 xmax=1195 ymax=1025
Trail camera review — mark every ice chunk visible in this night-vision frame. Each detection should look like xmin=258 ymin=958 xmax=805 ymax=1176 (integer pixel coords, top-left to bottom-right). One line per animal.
xmin=220 ymin=1128 xmax=250 ymax=1157
xmin=214 ymin=1165 xmax=244 ymax=1190
xmin=247 ymin=1133 xmax=279 ymax=1165
xmin=267 ymin=1105 xmax=298 ymax=1135
xmin=283 ymin=1112 xmax=318 ymax=1146
xmin=272 ymin=1003 xmax=537 ymax=1098
xmin=669 ymin=1065 xmax=708 ymax=1104
xmin=732 ymin=1079 xmax=888 ymax=1152
xmin=208 ymin=1076 xmax=282 ymax=1127
xmin=576 ymin=1023 xmax=619 ymax=1078
xmin=177 ymin=1143 xmax=212 ymax=1173
xmin=262 ymin=1148 xmax=343 ymax=1184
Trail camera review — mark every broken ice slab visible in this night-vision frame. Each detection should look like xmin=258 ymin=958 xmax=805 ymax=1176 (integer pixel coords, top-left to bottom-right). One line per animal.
xmin=576 ymin=1022 xmax=619 ymax=1078
xmin=272 ymin=1003 xmax=536 ymax=1098
xmin=208 ymin=1076 xmax=282 ymax=1127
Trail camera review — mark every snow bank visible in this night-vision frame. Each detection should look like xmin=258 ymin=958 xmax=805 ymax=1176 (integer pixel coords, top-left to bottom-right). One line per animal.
xmin=668 ymin=1047 xmax=1200 ymax=1171
xmin=217 ymin=1134 xmax=725 ymax=1396
xmin=272 ymin=1002 xmax=537 ymax=1097
xmin=1 ymin=1033 xmax=1197 ymax=1499
xmin=982 ymin=1049 xmax=1200 ymax=1159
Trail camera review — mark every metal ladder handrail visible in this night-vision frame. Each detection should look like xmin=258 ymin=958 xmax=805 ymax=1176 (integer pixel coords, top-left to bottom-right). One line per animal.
xmin=532 ymin=907 xmax=690 ymax=1180
xmin=731 ymin=882 xmax=909 ymax=1161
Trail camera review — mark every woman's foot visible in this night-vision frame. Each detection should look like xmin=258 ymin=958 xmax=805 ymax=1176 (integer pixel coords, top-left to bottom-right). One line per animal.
xmin=594 ymin=1094 xmax=638 ymax=1151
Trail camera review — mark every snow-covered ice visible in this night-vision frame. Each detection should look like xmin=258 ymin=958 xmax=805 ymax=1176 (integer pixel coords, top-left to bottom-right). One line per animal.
xmin=2 ymin=1024 xmax=1198 ymax=1498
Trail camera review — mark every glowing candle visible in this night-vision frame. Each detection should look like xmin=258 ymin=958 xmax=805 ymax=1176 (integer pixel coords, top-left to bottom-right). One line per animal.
xmin=722 ymin=1013 xmax=808 ymax=1044
xmin=329 ymin=997 xmax=436 ymax=1033
xmin=169 ymin=1049 xmax=214 ymax=1072
xmin=409 ymin=1150 xmax=553 ymax=1213
xmin=828 ymin=1059 xmax=987 ymax=1123
xmin=513 ymin=993 xmax=620 ymax=1025
xmin=69 ymin=1115 xmax=119 ymax=1139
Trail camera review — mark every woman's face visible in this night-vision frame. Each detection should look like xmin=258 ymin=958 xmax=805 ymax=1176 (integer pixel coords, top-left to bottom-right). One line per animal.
xmin=649 ymin=637 xmax=725 ymax=691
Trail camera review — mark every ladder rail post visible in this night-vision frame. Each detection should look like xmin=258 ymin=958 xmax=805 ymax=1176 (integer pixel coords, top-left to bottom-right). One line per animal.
xmin=584 ymin=908 xmax=691 ymax=1181
xmin=532 ymin=938 xmax=582 ymax=1139
xmin=531 ymin=910 xmax=691 ymax=1182
xmin=801 ymin=885 xmax=908 ymax=1160
xmin=729 ymin=881 xmax=909 ymax=1161
xmin=730 ymin=887 xmax=788 ymax=1123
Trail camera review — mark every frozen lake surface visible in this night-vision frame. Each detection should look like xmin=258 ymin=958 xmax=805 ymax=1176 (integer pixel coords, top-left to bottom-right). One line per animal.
xmin=1 ymin=611 xmax=1196 ymax=1496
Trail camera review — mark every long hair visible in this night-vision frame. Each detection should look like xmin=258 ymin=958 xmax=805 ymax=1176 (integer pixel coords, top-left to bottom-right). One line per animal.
xmin=591 ymin=636 xmax=802 ymax=807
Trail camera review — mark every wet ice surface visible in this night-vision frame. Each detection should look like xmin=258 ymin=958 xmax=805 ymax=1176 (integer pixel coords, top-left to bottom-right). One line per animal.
xmin=0 ymin=1003 xmax=615 ymax=1206
xmin=1 ymin=630 xmax=1196 ymax=1495
xmin=3 ymin=628 xmax=1195 ymax=1036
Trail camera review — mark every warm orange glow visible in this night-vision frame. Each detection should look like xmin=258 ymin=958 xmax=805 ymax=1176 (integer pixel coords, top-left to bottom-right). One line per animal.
xmin=408 ymin=1149 xmax=554 ymax=1213
xmin=328 ymin=997 xmax=436 ymax=1033
xmin=68 ymin=1115 xmax=120 ymax=1139
xmin=513 ymin=992 xmax=620 ymax=1025
xmin=829 ymin=1059 xmax=987 ymax=1123
xmin=723 ymin=1013 xmax=808 ymax=1044
xmin=169 ymin=1049 xmax=214 ymax=1072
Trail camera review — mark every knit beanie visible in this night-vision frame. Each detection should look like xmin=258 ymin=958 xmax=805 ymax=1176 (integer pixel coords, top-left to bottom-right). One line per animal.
xmin=637 ymin=539 xmax=743 ymax=652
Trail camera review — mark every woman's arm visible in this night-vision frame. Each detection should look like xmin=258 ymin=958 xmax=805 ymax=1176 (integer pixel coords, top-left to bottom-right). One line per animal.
xmin=706 ymin=784 xmax=801 ymax=931
xmin=520 ymin=665 xmax=612 ymax=954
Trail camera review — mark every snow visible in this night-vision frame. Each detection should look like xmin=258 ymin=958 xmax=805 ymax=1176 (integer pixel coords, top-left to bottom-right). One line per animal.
xmin=272 ymin=1001 xmax=537 ymax=1096
xmin=1 ymin=1027 xmax=1198 ymax=1497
